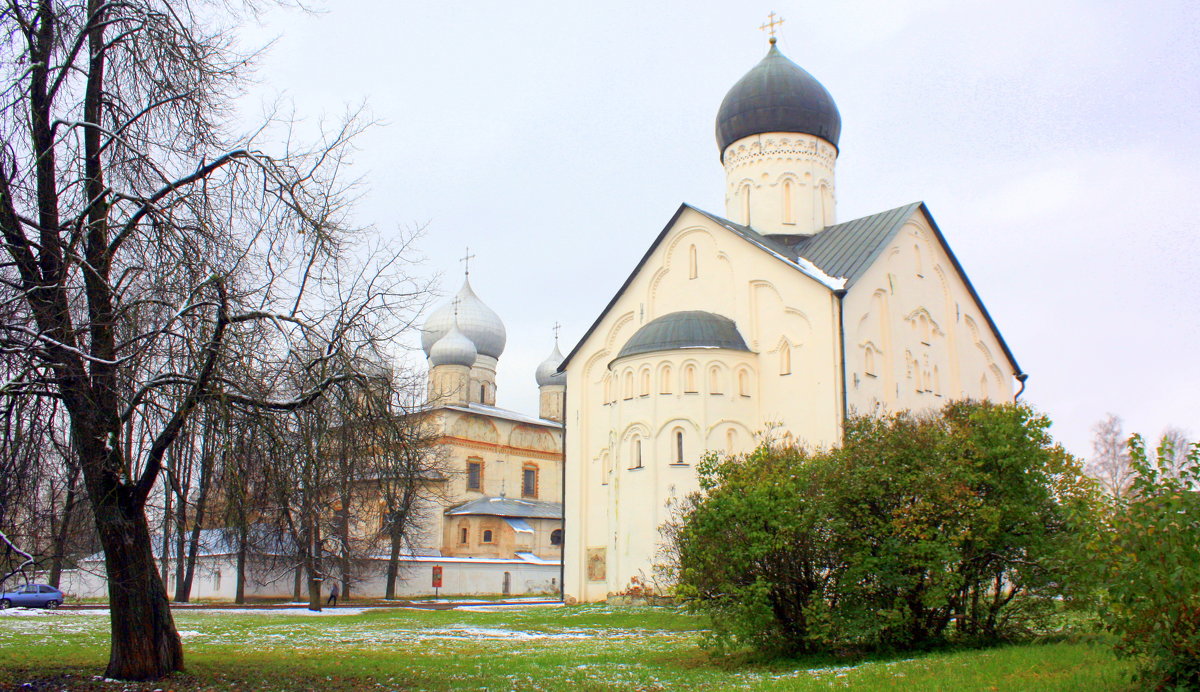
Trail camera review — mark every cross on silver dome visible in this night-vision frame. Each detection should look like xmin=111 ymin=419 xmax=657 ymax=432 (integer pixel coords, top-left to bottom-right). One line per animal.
xmin=536 ymin=326 xmax=567 ymax=387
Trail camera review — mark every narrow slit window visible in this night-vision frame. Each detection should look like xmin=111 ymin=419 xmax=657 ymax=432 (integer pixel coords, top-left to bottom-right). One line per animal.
xmin=709 ymin=366 xmax=722 ymax=394
xmin=467 ymin=460 xmax=483 ymax=491
xmin=522 ymin=465 xmax=538 ymax=498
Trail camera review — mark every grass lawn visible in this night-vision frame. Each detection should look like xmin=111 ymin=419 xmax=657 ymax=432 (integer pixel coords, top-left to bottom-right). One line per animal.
xmin=0 ymin=604 xmax=1135 ymax=691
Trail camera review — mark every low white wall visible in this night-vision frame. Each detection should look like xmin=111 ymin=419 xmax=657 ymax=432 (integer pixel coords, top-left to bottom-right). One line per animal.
xmin=58 ymin=554 xmax=560 ymax=601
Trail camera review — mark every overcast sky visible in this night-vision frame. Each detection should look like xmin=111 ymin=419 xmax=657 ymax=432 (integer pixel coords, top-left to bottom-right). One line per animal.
xmin=238 ymin=0 xmax=1200 ymax=459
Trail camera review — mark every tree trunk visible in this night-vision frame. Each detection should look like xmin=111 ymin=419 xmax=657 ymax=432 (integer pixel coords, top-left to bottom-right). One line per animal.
xmin=94 ymin=490 xmax=183 ymax=680
xmin=385 ymin=530 xmax=402 ymax=600
xmin=47 ymin=473 xmax=80 ymax=589
xmin=160 ymin=477 xmax=172 ymax=592
xmin=234 ymin=525 xmax=247 ymax=604
xmin=173 ymin=508 xmax=186 ymax=599
xmin=338 ymin=499 xmax=351 ymax=601
xmin=177 ymin=459 xmax=212 ymax=602
xmin=307 ymin=573 xmax=323 ymax=611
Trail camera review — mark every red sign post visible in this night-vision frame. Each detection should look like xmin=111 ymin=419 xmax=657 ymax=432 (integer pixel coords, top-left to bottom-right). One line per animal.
xmin=432 ymin=565 xmax=443 ymax=597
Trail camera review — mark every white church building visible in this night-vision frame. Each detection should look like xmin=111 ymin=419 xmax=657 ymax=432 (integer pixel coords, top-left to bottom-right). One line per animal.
xmin=559 ymin=37 xmax=1025 ymax=602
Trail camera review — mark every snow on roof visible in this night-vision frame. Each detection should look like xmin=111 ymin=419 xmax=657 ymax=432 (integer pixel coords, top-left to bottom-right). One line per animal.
xmin=445 ymin=496 xmax=563 ymax=519
xmin=441 ymin=403 xmax=563 ymax=429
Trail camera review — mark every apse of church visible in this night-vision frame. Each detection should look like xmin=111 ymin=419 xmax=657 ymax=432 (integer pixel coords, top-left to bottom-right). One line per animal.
xmin=560 ymin=34 xmax=1025 ymax=603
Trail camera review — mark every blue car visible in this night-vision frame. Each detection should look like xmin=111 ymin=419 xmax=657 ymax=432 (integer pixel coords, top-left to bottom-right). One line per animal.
xmin=0 ymin=584 xmax=64 ymax=609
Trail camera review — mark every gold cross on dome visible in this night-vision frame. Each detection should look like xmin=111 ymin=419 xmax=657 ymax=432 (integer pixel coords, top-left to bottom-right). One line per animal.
xmin=460 ymin=247 xmax=476 ymax=276
xmin=760 ymin=11 xmax=785 ymax=40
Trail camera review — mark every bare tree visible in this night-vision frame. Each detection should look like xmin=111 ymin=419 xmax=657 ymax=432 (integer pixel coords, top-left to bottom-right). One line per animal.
xmin=373 ymin=371 xmax=449 ymax=600
xmin=1154 ymin=427 xmax=1195 ymax=480
xmin=0 ymin=0 xmax=426 ymax=679
xmin=1087 ymin=414 xmax=1135 ymax=499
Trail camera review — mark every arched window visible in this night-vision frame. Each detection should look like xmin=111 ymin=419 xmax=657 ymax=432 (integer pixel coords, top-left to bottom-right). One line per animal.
xmin=604 ymin=373 xmax=613 ymax=403
xmin=550 ymin=529 xmax=563 ymax=546
xmin=482 ymin=529 xmax=494 ymax=544
xmin=688 ymin=245 xmax=698 ymax=279
xmin=601 ymin=452 xmax=611 ymax=483
xmin=623 ymin=370 xmax=634 ymax=399
xmin=674 ymin=430 xmax=685 ymax=464
xmin=933 ymin=365 xmax=941 ymax=395
xmin=783 ymin=179 xmax=794 ymax=224
xmin=481 ymin=383 xmax=487 ymax=401
xmin=726 ymin=429 xmax=736 ymax=454
xmin=459 ymin=523 xmax=470 ymax=544
xmin=709 ymin=366 xmax=722 ymax=394
xmin=684 ymin=365 xmax=697 ymax=393
xmin=865 ymin=348 xmax=877 ymax=377
xmin=640 ymin=369 xmax=650 ymax=396
xmin=741 ymin=182 xmax=751 ymax=223
xmin=737 ymin=369 xmax=750 ymax=396
xmin=980 ymin=373 xmax=990 ymax=399
xmin=779 ymin=344 xmax=791 ymax=375
xmin=659 ymin=365 xmax=673 ymax=394
xmin=632 ymin=437 xmax=643 ymax=469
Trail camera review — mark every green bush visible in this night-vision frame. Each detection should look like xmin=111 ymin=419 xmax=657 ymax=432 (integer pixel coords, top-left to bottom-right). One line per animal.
xmin=675 ymin=401 xmax=1098 ymax=656
xmin=1098 ymin=435 xmax=1200 ymax=690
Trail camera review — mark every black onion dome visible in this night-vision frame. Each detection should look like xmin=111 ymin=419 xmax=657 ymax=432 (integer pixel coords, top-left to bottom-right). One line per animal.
xmin=715 ymin=41 xmax=841 ymax=156
xmin=617 ymin=311 xmax=750 ymax=360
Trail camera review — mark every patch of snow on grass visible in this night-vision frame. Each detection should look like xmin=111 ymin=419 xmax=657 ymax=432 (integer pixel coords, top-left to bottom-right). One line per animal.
xmin=191 ymin=607 xmax=369 ymax=617
xmin=0 ymin=608 xmax=57 ymax=617
xmin=453 ymin=602 xmax=564 ymax=612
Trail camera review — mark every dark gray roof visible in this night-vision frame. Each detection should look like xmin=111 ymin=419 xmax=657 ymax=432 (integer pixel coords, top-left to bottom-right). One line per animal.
xmin=616 ymin=311 xmax=750 ymax=360
xmin=788 ymin=202 xmax=922 ymax=285
xmin=445 ymin=496 xmax=563 ymax=520
xmin=716 ymin=41 xmax=841 ymax=156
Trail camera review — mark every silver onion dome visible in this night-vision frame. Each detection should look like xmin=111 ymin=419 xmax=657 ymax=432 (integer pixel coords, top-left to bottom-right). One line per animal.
xmin=535 ymin=342 xmax=567 ymax=387
xmin=421 ymin=277 xmax=507 ymax=360
xmin=429 ymin=321 xmax=477 ymax=367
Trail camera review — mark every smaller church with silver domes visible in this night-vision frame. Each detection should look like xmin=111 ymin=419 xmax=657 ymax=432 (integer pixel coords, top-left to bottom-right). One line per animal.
xmin=560 ymin=36 xmax=1024 ymax=602
xmin=409 ymin=272 xmax=567 ymax=592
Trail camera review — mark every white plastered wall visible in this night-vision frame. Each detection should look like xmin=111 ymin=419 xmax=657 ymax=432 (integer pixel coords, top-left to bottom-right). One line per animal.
xmin=843 ymin=209 xmax=1015 ymax=416
xmin=564 ymin=207 xmax=842 ymax=602
xmin=723 ymin=132 xmax=837 ymax=235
